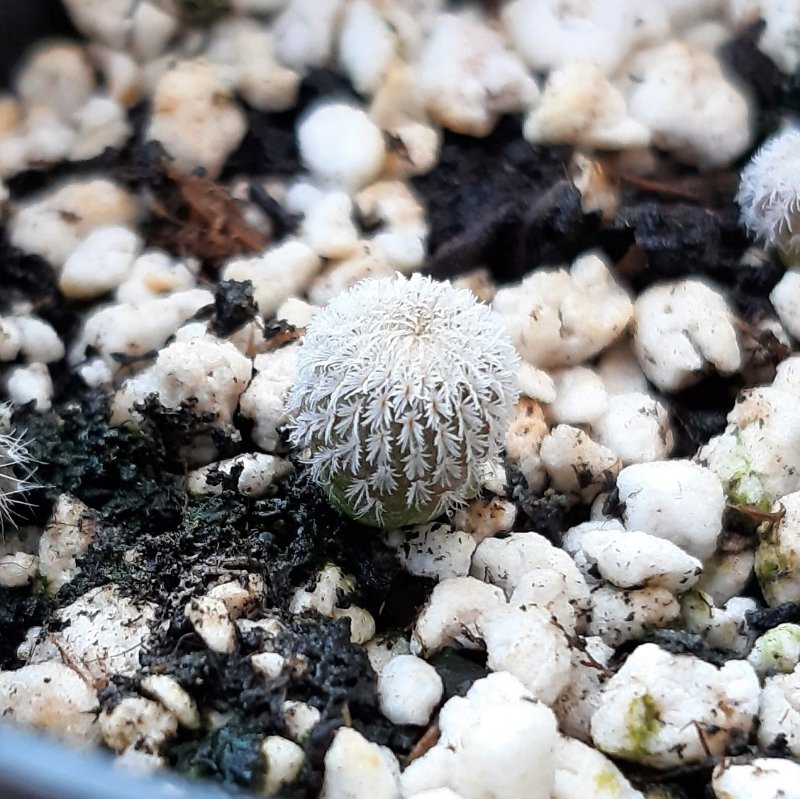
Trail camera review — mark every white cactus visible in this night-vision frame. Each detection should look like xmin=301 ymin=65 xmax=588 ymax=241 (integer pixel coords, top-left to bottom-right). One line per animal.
xmin=0 ymin=404 xmax=37 ymax=535
xmin=286 ymin=273 xmax=519 ymax=527
xmin=737 ymin=126 xmax=800 ymax=263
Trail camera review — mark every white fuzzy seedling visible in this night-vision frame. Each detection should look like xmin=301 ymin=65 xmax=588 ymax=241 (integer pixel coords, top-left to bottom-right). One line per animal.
xmin=0 ymin=404 xmax=37 ymax=535
xmin=286 ymin=273 xmax=519 ymax=528
xmin=737 ymin=127 xmax=800 ymax=263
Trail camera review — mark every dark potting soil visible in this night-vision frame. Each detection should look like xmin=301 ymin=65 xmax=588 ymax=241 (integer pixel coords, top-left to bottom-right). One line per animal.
xmin=1 ymin=20 xmax=799 ymax=799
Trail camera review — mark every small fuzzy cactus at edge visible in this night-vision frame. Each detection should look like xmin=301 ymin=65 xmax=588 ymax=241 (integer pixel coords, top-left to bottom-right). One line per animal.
xmin=285 ymin=273 xmax=519 ymax=528
xmin=0 ymin=403 xmax=37 ymax=535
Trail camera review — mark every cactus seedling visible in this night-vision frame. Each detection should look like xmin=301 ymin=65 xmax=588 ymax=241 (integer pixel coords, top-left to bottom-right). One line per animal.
xmin=286 ymin=273 xmax=519 ymax=528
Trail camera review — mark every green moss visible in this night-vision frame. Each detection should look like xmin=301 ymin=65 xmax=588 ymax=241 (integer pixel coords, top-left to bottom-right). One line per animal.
xmin=624 ymin=693 xmax=662 ymax=759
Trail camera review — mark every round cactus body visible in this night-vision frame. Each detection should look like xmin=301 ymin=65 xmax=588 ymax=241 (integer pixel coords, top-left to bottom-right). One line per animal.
xmin=285 ymin=273 xmax=519 ymax=528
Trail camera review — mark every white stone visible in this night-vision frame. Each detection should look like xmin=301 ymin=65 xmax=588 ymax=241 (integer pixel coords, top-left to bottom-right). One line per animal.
xmin=553 ymin=636 xmax=614 ymax=742
xmin=208 ymin=575 xmax=265 ymax=619
xmin=88 ymin=46 xmax=143 ymax=108
xmin=590 ymin=643 xmax=759 ymax=767
xmin=680 ymin=591 xmax=756 ymax=655
xmin=517 ymin=362 xmax=557 ymax=404
xmin=548 ymin=367 xmax=609 ymax=426
xmin=477 ymin=604 xmax=571 ymax=704
xmin=252 ymin=652 xmax=286 ymax=681
xmin=748 ymin=623 xmax=800 ymax=677
xmin=552 ymin=735 xmax=644 ymax=799
xmin=116 ymin=250 xmax=197 ymax=303
xmin=696 ymin=549 xmax=755 ymax=606
xmin=10 ymin=178 xmax=139 ymax=268
xmin=112 ymin=337 xmax=252 ymax=431
xmin=148 ymin=59 xmax=246 ymax=179
xmin=205 ymin=18 xmax=300 ymax=112
xmin=73 ymin=289 xmax=212 ymax=372
xmin=0 ymin=552 xmax=38 ymax=587
xmin=588 ymin=585 xmax=680 ymax=647
xmin=38 ymin=494 xmax=94 ymax=590
xmin=378 ymin=654 xmax=443 ymax=726
xmin=540 ymin=425 xmax=621 ymax=502
xmin=493 ymin=251 xmax=632 ymax=369
xmin=0 ymin=317 xmax=21 ymax=361
xmin=187 ymin=453 xmax=293 ymax=496
xmin=307 ymin=243 xmax=394 ymax=305
xmin=222 ymin=239 xmax=320 ymax=315
xmin=505 ymin=398 xmax=549 ymax=493
xmin=261 ymin=736 xmax=305 ymax=794
xmin=30 ymin=585 xmax=156 ymax=686
xmin=597 ymin=339 xmax=649 ymax=395
xmin=6 ymin=363 xmax=53 ymax=410
xmin=617 ymin=460 xmax=725 ymax=562
xmin=633 ymin=279 xmax=741 ymax=392
xmin=579 ymin=528 xmax=702 ymax=593
xmin=320 ymin=727 xmax=400 ymax=799
xmin=297 ymin=101 xmax=386 ymax=192
xmin=100 ymin=696 xmax=177 ymax=753
xmin=283 ymin=700 xmax=321 ymax=743
xmin=525 ymin=60 xmax=649 ymax=150
xmin=276 ymin=297 xmax=320 ymax=329
xmin=502 ymin=0 xmax=662 ymax=75
xmin=509 ymin=568 xmax=578 ymax=634
xmin=471 ymin=532 xmax=590 ymax=610
xmin=451 ymin=497 xmax=517 ymax=542
xmin=411 ymin=576 xmax=506 ymax=656
xmin=770 ymin=269 xmax=800 ymax=340
xmin=14 ymin=316 xmax=65 ymax=363
xmin=333 ymin=605 xmax=376 ymax=644
xmin=400 ymin=672 xmax=558 ymax=799
xmin=22 ymin=107 xmax=76 ymax=166
xmin=140 ymin=674 xmax=200 ymax=730
xmin=727 ymin=0 xmax=800 ymax=75
xmin=15 ymin=42 xmax=95 ymax=119
xmin=0 ymin=662 xmax=97 ymax=740
xmin=273 ymin=0 xmax=345 ymax=73
xmin=185 ymin=594 xmax=236 ymax=654
xmin=713 ymin=757 xmax=800 ymax=799
xmin=389 ymin=522 xmax=476 ymax=581
xmin=416 ymin=11 xmax=538 ymax=138
xmin=289 ymin=564 xmax=353 ymax=617
xmin=623 ymin=42 xmax=753 ymax=168
xmin=592 ymin=392 xmax=673 ymax=465
xmin=301 ymin=191 xmax=360 ymax=259
xmin=338 ymin=0 xmax=396 ymax=96
xmin=59 ymin=225 xmax=142 ymax=300
xmin=69 ymin=95 xmax=131 ymax=162
xmin=239 ymin=344 xmax=297 ymax=452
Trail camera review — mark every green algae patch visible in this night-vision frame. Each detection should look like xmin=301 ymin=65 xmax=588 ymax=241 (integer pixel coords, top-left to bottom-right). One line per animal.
xmin=623 ymin=693 xmax=662 ymax=759
xmin=594 ymin=768 xmax=623 ymax=796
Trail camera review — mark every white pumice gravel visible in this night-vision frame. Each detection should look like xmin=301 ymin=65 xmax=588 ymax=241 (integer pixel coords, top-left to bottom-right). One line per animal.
xmin=755 ymin=491 xmax=800 ymax=606
xmin=377 ymin=654 xmax=443 ymax=726
xmin=493 ymin=251 xmax=633 ymax=369
xmin=5 ymin=362 xmax=53 ymax=409
xmin=748 ymin=623 xmax=800 ymax=677
xmin=552 ymin=735 xmax=644 ymax=799
xmin=548 ymin=366 xmax=609 ymax=426
xmin=261 ymin=735 xmax=306 ymax=795
xmin=400 ymin=672 xmax=558 ymax=799
xmin=632 ymin=279 xmax=742 ymax=393
xmin=712 ymin=756 xmax=800 ymax=799
xmin=587 ymin=585 xmax=681 ymax=647
xmin=616 ymin=460 xmax=726 ymax=562
xmin=184 ymin=594 xmax=237 ymax=655
xmin=186 ymin=453 xmax=293 ymax=497
xmin=387 ymin=522 xmax=476 ymax=581
xmin=140 ymin=674 xmax=201 ymax=730
xmin=680 ymin=591 xmax=756 ymax=655
xmin=100 ymin=695 xmax=178 ymax=754
xmin=590 ymin=643 xmax=760 ymax=767
xmin=757 ymin=665 xmax=800 ymax=755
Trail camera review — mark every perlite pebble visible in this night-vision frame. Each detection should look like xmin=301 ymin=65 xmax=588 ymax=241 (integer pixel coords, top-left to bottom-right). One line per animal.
xmin=5 ymin=363 xmax=53 ymax=409
xmin=184 ymin=594 xmax=236 ymax=654
xmin=633 ymin=279 xmax=741 ymax=393
xmin=222 ymin=239 xmax=320 ymax=315
xmin=30 ymin=585 xmax=156 ymax=687
xmin=239 ymin=344 xmax=297 ymax=453
xmin=696 ymin=548 xmax=755 ymax=606
xmin=548 ymin=367 xmax=609 ymax=426
xmin=338 ymin=0 xmax=396 ymax=96
xmin=510 ymin=568 xmax=579 ymax=634
xmin=411 ymin=576 xmax=506 ymax=656
xmin=140 ymin=674 xmax=200 ymax=730
xmin=590 ymin=643 xmax=759 ymax=767
xmin=755 ymin=491 xmax=800 ymax=606
xmin=320 ymin=727 xmax=401 ymax=799
xmin=273 ymin=0 xmax=345 ymax=74
xmin=680 ymin=591 xmax=756 ymax=655
xmin=505 ymin=397 xmax=549 ymax=492
xmin=297 ymin=101 xmax=386 ymax=192
xmin=14 ymin=316 xmax=64 ymax=363
xmin=0 ymin=662 xmax=98 ymax=740
xmin=38 ymin=494 xmax=95 ymax=590
xmin=552 ymin=735 xmax=644 ymax=799
xmin=400 ymin=672 xmax=558 ymax=799
xmin=59 ymin=224 xmax=142 ymax=300
xmin=187 ymin=453 xmax=293 ymax=497
xmin=587 ymin=585 xmax=680 ymax=647
xmin=69 ymin=94 xmax=131 ymax=162
xmin=493 ymin=251 xmax=632 ymax=369
xmin=378 ymin=654 xmax=443 ymax=726
xmin=616 ymin=460 xmax=725 ymax=562
xmin=451 ymin=496 xmax=517 ymax=542
xmin=477 ymin=604 xmax=571 ymax=704
xmin=415 ymin=11 xmax=539 ymax=137
xmin=147 ymin=59 xmax=246 ymax=179
xmin=757 ymin=665 xmax=800 ymax=755
xmin=283 ymin=700 xmax=321 ymax=744
xmin=100 ymin=696 xmax=177 ymax=753
xmin=747 ymin=624 xmax=800 ymax=677
xmin=0 ymin=552 xmax=38 ymax=587
xmin=388 ymin=522 xmax=476 ymax=581
xmin=301 ymin=191 xmax=360 ymax=259
xmin=261 ymin=736 xmax=305 ymax=794
xmin=712 ymin=757 xmax=800 ymax=799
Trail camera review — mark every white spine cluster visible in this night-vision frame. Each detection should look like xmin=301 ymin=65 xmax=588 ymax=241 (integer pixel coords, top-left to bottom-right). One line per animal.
xmin=737 ymin=127 xmax=800 ymax=261
xmin=0 ymin=404 xmax=37 ymax=535
xmin=286 ymin=274 xmax=519 ymax=527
